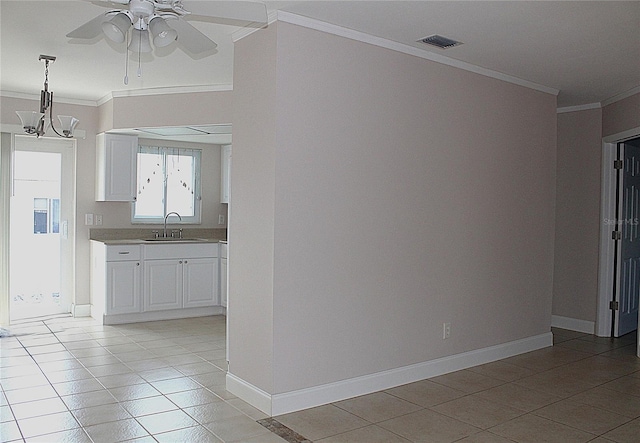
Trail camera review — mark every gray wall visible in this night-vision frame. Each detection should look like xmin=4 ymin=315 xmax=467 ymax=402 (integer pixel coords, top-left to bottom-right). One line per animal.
xmin=552 ymin=109 xmax=602 ymax=322
xmin=230 ymin=22 xmax=557 ymax=397
xmin=228 ymin=23 xmax=278 ymax=392
xmin=602 ymin=93 xmax=640 ymax=138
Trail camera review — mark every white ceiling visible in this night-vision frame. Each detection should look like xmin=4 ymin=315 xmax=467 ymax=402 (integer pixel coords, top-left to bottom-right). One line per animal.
xmin=1 ymin=1 xmax=639 ymax=112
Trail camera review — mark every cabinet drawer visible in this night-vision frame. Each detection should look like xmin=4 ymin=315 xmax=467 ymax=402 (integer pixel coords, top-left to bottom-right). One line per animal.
xmin=106 ymin=245 xmax=141 ymax=261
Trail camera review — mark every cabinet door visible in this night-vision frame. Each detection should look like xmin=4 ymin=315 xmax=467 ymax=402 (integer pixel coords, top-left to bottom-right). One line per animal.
xmin=183 ymin=257 xmax=218 ymax=308
xmin=106 ymin=261 xmax=141 ymax=314
xmin=220 ymin=145 xmax=231 ymax=204
xmin=144 ymin=259 xmax=182 ymax=311
xmin=96 ymin=133 xmax=138 ymax=201
xmin=220 ymin=258 xmax=227 ymax=308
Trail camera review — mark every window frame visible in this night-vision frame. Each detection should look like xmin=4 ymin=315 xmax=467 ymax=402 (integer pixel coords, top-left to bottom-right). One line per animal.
xmin=131 ymin=145 xmax=202 ymax=224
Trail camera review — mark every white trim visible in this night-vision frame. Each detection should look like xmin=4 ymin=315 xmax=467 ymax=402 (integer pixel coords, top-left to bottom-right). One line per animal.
xmin=0 ymin=133 xmax=12 ymax=327
xmin=226 ymin=372 xmax=273 ymax=416
xmin=71 ymin=304 xmax=91 ymax=318
xmin=604 ymin=127 xmax=640 ymax=144
xmin=272 ymin=11 xmax=559 ymax=97
xmin=231 ymin=11 xmax=277 ymax=43
xmin=557 ymin=103 xmax=601 ymax=114
xmin=551 ymin=315 xmax=595 ymax=334
xmin=99 ymin=84 xmax=234 ymax=106
xmin=3 ymin=85 xmax=234 ymax=108
xmin=597 ymin=126 xmax=640 ymax=337
xmin=227 ymin=332 xmax=552 ymax=416
xmin=93 ymin=306 xmax=224 ymax=325
xmin=0 ymin=90 xmax=96 ymax=107
xmin=597 ymin=141 xmax=619 ymax=337
xmin=601 ymin=86 xmax=640 ymax=108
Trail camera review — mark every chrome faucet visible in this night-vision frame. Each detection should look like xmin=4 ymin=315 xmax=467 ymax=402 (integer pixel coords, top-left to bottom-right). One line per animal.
xmin=163 ymin=212 xmax=182 ymax=238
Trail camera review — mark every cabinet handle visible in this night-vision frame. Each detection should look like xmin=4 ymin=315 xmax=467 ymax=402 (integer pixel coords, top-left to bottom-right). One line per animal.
xmin=118 ymin=251 xmax=130 ymax=255
xmin=136 ymin=262 xmax=140 ymax=266
xmin=179 ymin=260 xmax=183 ymax=264
xmin=184 ymin=260 xmax=188 ymax=264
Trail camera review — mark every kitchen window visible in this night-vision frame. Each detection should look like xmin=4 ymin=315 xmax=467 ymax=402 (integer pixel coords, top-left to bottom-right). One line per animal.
xmin=132 ymin=146 xmax=201 ymax=224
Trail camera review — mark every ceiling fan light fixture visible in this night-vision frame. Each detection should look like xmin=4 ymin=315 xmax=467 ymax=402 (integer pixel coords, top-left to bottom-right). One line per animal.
xmin=102 ymin=12 xmax=132 ymax=43
xmin=129 ymin=29 xmax=153 ymax=53
xmin=149 ymin=16 xmax=177 ymax=48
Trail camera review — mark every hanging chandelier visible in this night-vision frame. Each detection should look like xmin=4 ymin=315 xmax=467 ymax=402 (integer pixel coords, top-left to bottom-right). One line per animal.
xmin=15 ymin=55 xmax=79 ymax=138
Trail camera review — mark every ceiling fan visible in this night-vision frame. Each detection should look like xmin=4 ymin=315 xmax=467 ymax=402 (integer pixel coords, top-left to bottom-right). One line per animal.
xmin=67 ymin=0 xmax=268 ymax=55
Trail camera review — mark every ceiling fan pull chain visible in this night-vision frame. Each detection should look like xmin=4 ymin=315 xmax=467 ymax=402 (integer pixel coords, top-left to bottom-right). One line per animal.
xmin=124 ymin=29 xmax=130 ymax=85
xmin=137 ymin=30 xmax=142 ymax=78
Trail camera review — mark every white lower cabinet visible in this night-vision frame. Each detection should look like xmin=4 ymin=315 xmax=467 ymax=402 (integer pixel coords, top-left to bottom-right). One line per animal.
xmin=107 ymin=260 xmax=142 ymax=314
xmin=91 ymin=242 xmax=143 ymax=318
xmin=91 ymin=241 xmax=220 ymax=324
xmin=144 ymin=256 xmax=218 ymax=311
xmin=144 ymin=259 xmax=183 ymax=311
xmin=184 ymin=258 xmax=219 ymax=308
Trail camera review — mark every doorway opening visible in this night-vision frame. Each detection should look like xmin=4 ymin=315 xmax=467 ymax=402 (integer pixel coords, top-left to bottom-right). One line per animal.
xmin=597 ymin=128 xmax=640 ymax=353
xmin=9 ymin=136 xmax=76 ymax=322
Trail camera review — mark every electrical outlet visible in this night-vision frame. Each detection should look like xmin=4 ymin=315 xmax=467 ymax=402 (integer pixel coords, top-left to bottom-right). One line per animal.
xmin=95 ymin=214 xmax=103 ymax=226
xmin=218 ymin=214 xmax=225 ymax=225
xmin=85 ymin=213 xmax=94 ymax=226
xmin=443 ymin=322 xmax=451 ymax=340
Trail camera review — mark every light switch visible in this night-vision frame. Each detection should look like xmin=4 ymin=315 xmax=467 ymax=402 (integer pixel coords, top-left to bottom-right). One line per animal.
xmin=85 ymin=213 xmax=94 ymax=225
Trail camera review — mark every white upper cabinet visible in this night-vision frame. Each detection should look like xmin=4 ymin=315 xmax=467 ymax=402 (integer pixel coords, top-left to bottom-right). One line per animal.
xmin=96 ymin=133 xmax=138 ymax=201
xmin=221 ymin=144 xmax=231 ymax=204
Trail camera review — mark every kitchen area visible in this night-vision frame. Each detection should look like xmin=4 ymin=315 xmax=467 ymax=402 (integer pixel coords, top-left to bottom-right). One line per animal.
xmin=87 ymin=130 xmax=230 ymax=326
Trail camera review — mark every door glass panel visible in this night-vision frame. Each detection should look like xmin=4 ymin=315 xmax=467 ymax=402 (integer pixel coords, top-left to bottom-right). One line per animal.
xmin=10 ymin=150 xmax=67 ymax=320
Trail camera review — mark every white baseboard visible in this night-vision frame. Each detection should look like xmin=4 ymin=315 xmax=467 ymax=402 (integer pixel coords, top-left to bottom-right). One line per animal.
xmin=89 ymin=306 xmax=224 ymax=325
xmin=227 ymin=332 xmax=552 ymax=416
xmin=226 ymin=372 xmax=273 ymax=415
xmin=551 ymin=315 xmax=595 ymax=334
xmin=71 ymin=304 xmax=92 ymax=318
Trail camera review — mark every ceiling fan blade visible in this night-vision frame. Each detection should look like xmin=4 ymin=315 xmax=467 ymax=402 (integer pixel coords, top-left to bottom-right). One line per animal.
xmin=66 ymin=13 xmax=108 ymax=39
xmin=170 ymin=19 xmax=218 ymax=54
xmin=183 ymin=1 xmax=267 ymax=24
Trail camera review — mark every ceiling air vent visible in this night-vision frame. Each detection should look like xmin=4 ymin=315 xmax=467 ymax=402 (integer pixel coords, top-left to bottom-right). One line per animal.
xmin=418 ymin=34 xmax=462 ymax=49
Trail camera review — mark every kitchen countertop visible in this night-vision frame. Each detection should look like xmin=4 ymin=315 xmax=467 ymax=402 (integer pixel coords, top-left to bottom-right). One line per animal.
xmin=93 ymin=238 xmax=223 ymax=245
xmin=89 ymin=228 xmax=227 ymax=245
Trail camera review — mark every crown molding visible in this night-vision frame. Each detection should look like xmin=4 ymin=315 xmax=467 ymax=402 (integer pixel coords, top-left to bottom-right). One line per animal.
xmin=556 ymin=103 xmax=601 ymax=114
xmin=273 ymin=11 xmax=559 ymax=97
xmin=600 ymin=86 xmax=640 ymax=108
xmin=232 ymin=10 xmax=277 ymax=42
xmin=97 ymin=84 xmax=234 ymax=106
xmin=0 ymin=90 xmax=97 ymax=107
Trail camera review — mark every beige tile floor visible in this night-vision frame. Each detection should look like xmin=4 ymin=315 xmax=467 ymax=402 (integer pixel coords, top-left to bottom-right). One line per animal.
xmin=0 ymin=316 xmax=638 ymax=443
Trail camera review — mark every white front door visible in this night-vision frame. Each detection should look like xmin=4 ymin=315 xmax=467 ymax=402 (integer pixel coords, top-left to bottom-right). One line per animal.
xmin=615 ymin=139 xmax=640 ymax=337
xmin=9 ymin=136 xmax=75 ymax=321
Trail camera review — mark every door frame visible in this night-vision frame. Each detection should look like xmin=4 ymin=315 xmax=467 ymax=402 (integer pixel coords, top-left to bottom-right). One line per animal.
xmin=1 ymin=133 xmax=77 ymax=324
xmin=597 ymin=126 xmax=640 ymax=337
